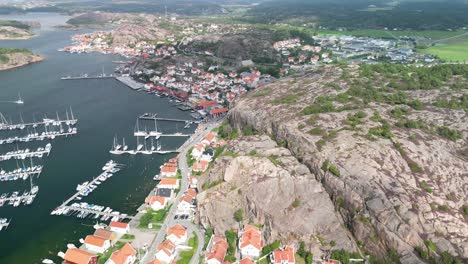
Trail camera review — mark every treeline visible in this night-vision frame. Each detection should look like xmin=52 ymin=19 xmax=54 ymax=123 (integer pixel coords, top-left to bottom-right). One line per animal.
xmin=243 ymin=0 xmax=468 ymax=31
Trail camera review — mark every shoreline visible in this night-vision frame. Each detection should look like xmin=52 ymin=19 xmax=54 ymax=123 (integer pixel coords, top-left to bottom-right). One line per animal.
xmin=0 ymin=34 xmax=35 ymax=40
xmin=0 ymin=55 xmax=44 ymax=71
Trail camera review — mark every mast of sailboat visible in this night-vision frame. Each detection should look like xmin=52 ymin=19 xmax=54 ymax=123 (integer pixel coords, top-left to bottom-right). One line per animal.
xmin=70 ymin=106 xmax=75 ymax=121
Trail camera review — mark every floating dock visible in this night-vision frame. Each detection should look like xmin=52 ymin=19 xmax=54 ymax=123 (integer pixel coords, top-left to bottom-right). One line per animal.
xmin=0 ymin=166 xmax=42 ymax=182
xmin=60 ymin=75 xmax=116 ymax=80
xmin=0 ymin=144 xmax=52 ymax=162
xmin=138 ymin=113 xmax=200 ymax=123
xmin=110 ymin=149 xmax=179 ymax=155
xmin=0 ymin=129 xmax=77 ymax=145
xmin=51 ymin=161 xmax=131 ymax=221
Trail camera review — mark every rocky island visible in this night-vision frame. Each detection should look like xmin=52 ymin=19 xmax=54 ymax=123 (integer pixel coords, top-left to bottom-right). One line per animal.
xmin=0 ymin=48 xmax=43 ymax=71
xmin=0 ymin=20 xmax=39 ymax=40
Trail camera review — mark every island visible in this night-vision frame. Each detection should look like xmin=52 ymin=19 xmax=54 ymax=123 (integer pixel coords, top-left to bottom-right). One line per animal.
xmin=0 ymin=48 xmax=43 ymax=71
xmin=0 ymin=19 xmax=39 ymax=40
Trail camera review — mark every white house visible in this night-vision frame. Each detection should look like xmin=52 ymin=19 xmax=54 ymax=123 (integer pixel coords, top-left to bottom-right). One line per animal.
xmin=191 ymin=143 xmax=205 ymax=159
xmin=166 ymin=224 xmax=188 ymax=245
xmin=109 ymin=221 xmax=130 ymax=234
xmin=189 ymin=176 xmax=198 ymax=189
xmin=145 ymin=196 xmax=167 ymax=211
xmin=155 ymin=240 xmax=176 ymax=264
xmin=177 ymin=194 xmax=194 ymax=215
xmin=239 ymin=225 xmax=263 ymax=258
xmin=84 ymin=235 xmax=111 ymax=254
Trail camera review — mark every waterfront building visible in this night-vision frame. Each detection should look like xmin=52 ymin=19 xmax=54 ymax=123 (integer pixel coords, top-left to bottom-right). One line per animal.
xmin=63 ymin=248 xmax=98 ymax=264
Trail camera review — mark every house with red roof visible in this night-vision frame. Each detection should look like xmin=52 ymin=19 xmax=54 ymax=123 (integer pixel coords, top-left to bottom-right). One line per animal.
xmin=155 ymin=240 xmax=176 ymax=264
xmin=238 ymin=225 xmax=263 ymax=258
xmin=64 ymin=248 xmax=98 ymax=264
xmin=145 ymin=196 xmax=167 ymax=211
xmin=166 ymin=224 xmax=188 ymax=245
xmin=106 ymin=243 xmax=137 ymax=264
xmin=84 ymin=235 xmax=111 ymax=254
xmin=241 ymin=258 xmax=255 ymax=264
xmin=192 ymin=160 xmax=209 ymax=172
xmin=205 ymin=235 xmax=229 ymax=264
xmin=158 ymin=178 xmax=179 ymax=189
xmin=160 ymin=164 xmax=177 ymax=177
xmin=202 ymin=132 xmax=217 ymax=146
xmin=271 ymin=246 xmax=295 ymax=264
xmin=109 ymin=221 xmax=130 ymax=234
xmin=177 ymin=193 xmax=195 ymax=214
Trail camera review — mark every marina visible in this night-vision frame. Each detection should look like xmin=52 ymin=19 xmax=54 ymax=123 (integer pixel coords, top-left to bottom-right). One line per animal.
xmin=0 ymin=179 xmax=39 ymax=208
xmin=109 ymin=136 xmax=179 ymax=155
xmin=0 ymin=110 xmax=78 ymax=131
xmin=0 ymin=163 xmax=42 ymax=182
xmin=0 ymin=127 xmax=77 ymax=145
xmin=0 ymin=144 xmax=52 ymax=162
xmin=60 ymin=74 xmax=117 ymax=80
xmin=51 ymin=160 xmax=129 ymax=220
xmin=115 ymin=76 xmax=144 ymax=89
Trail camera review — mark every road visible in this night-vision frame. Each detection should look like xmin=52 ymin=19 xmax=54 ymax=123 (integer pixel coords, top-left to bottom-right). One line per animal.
xmin=140 ymin=120 xmax=221 ymax=264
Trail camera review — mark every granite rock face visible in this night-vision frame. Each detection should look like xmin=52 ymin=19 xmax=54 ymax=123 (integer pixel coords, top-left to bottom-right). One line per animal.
xmin=224 ymin=66 xmax=467 ymax=262
xmin=197 ymin=135 xmax=358 ymax=258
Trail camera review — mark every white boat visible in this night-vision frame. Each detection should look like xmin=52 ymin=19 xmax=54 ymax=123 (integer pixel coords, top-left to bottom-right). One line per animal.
xmin=42 ymin=259 xmax=55 ymax=264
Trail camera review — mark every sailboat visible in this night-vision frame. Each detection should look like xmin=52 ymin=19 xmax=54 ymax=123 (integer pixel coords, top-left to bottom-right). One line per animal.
xmin=110 ymin=137 xmax=122 ymax=154
xmin=150 ymin=139 xmax=156 ymax=151
xmin=134 ymin=119 xmax=146 ymax=137
xmin=157 ymin=140 xmax=162 ymax=151
xmin=136 ymin=137 xmax=143 ymax=151
xmin=14 ymin=93 xmax=24 ymax=105
xmin=122 ymin=138 xmax=128 ymax=151
xmin=149 ymin=119 xmax=162 ymax=139
xmin=142 ymin=139 xmax=151 ymax=155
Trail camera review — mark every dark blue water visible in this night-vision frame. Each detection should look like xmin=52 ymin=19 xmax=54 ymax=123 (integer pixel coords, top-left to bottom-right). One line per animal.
xmin=0 ymin=13 xmax=194 ymax=263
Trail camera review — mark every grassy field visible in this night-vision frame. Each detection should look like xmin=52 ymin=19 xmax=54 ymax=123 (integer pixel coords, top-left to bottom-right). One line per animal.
xmin=419 ymin=34 xmax=468 ymax=62
xmin=176 ymin=232 xmax=198 ymax=264
xmin=317 ymin=29 xmax=466 ymax=40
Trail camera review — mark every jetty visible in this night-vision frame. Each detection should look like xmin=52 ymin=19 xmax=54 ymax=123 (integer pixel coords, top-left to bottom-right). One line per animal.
xmin=0 ymin=129 xmax=77 ymax=145
xmin=51 ymin=160 xmax=131 ymax=221
xmin=0 ymin=178 xmax=39 ymax=207
xmin=0 ymin=109 xmax=77 ymax=131
xmin=139 ymin=113 xmax=200 ymax=123
xmin=110 ymin=149 xmax=179 ymax=155
xmin=0 ymin=144 xmax=52 ymax=162
xmin=0 ymin=165 xmax=42 ymax=182
xmin=60 ymin=75 xmax=116 ymax=80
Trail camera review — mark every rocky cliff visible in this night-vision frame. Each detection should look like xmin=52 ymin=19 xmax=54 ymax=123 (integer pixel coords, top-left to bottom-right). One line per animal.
xmin=197 ymin=135 xmax=358 ymax=259
xmin=202 ymin=65 xmax=467 ymax=263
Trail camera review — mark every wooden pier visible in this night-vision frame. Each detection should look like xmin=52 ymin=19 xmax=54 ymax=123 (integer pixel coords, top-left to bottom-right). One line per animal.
xmin=0 ymin=119 xmax=78 ymax=131
xmin=60 ymin=205 xmax=135 ymax=220
xmin=0 ymin=145 xmax=51 ymax=162
xmin=0 ymin=131 xmax=77 ymax=145
xmin=139 ymin=113 xmax=200 ymax=123
xmin=60 ymin=76 xmax=116 ymax=80
xmin=110 ymin=149 xmax=180 ymax=155
xmin=0 ymin=168 xmax=42 ymax=182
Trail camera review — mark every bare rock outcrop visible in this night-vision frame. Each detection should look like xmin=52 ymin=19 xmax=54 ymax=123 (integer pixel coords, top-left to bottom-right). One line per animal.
xmin=226 ymin=66 xmax=467 ymax=263
xmin=197 ymin=135 xmax=358 ymax=259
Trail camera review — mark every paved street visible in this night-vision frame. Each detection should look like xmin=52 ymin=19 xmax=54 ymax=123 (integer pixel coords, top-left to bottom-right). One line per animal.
xmin=139 ymin=120 xmax=221 ymax=264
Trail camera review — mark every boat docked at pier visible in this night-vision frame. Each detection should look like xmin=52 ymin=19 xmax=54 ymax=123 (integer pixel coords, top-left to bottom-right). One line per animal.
xmin=0 ymin=218 xmax=11 ymax=231
xmin=0 ymin=144 xmax=52 ymax=162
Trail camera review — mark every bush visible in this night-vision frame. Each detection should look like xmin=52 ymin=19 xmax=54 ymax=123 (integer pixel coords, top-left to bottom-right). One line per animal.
xmin=329 ymin=164 xmax=341 ymax=177
xmin=262 ymin=240 xmax=281 ymax=255
xmin=437 ymin=126 xmax=462 ymax=141
xmin=242 ymin=125 xmax=255 ymax=136
xmin=291 ymin=198 xmax=301 ymax=208
xmin=330 ymin=249 xmax=362 ymax=264
xmin=308 ymin=127 xmax=324 ymax=135
xmin=234 ymin=209 xmax=244 ymax=222
xmin=321 ymin=159 xmax=330 ymax=172
xmin=368 ymin=123 xmax=393 ymax=139
xmin=420 ymin=181 xmax=433 ymax=193
xmin=462 ymin=204 xmax=468 ymax=216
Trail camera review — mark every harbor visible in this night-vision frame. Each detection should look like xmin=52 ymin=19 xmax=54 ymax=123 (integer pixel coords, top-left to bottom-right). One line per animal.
xmin=50 ymin=160 xmax=132 ymax=221
xmin=109 ymin=136 xmax=179 ymax=155
xmin=0 ymin=178 xmax=39 ymax=207
xmin=0 ymin=144 xmax=52 ymax=162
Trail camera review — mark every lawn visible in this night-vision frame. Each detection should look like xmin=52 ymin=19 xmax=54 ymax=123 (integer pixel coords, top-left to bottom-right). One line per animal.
xmin=138 ymin=206 xmax=171 ymax=228
xmin=317 ymin=29 xmax=465 ymax=40
xmin=98 ymin=241 xmax=126 ymax=264
xmin=177 ymin=232 xmax=199 ymax=264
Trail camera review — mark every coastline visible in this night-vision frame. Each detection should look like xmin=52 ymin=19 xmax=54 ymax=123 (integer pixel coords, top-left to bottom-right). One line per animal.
xmin=0 ymin=54 xmax=44 ymax=71
xmin=0 ymin=34 xmax=35 ymax=40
